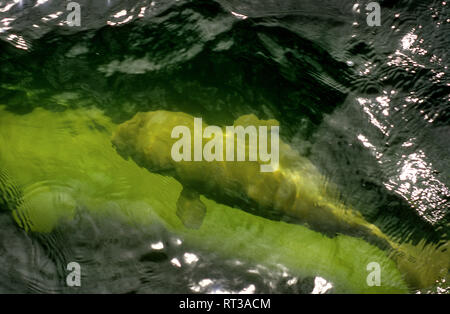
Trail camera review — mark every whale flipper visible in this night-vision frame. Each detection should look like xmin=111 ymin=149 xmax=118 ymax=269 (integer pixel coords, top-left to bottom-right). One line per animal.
xmin=176 ymin=187 xmax=206 ymax=229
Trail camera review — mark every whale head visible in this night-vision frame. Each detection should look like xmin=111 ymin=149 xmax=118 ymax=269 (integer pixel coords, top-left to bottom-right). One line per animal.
xmin=112 ymin=110 xmax=195 ymax=173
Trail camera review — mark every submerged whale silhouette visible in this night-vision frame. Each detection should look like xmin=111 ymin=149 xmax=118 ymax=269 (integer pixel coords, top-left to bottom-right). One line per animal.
xmin=112 ymin=110 xmax=450 ymax=290
xmin=111 ymin=110 xmax=393 ymax=247
xmin=112 ymin=111 xmax=450 ymax=289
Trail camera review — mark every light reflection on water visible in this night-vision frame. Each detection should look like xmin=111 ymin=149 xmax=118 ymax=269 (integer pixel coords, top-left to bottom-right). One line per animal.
xmin=349 ymin=0 xmax=448 ymax=237
xmin=311 ymin=277 xmax=333 ymax=294
xmin=384 ymin=149 xmax=449 ymax=225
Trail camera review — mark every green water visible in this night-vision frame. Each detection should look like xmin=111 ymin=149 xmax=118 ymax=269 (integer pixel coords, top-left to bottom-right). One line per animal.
xmin=0 ymin=0 xmax=448 ymax=293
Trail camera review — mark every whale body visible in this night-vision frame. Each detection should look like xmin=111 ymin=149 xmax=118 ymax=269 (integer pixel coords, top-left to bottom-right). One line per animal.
xmin=111 ymin=110 xmax=393 ymax=249
xmin=112 ymin=111 xmax=450 ymax=291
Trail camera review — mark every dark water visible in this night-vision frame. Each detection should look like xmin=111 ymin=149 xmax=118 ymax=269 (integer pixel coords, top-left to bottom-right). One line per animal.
xmin=0 ymin=0 xmax=448 ymax=293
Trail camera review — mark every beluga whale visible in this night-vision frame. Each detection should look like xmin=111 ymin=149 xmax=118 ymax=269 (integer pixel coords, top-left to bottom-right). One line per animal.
xmin=112 ymin=110 xmax=391 ymax=245
xmin=112 ymin=110 xmax=449 ymax=289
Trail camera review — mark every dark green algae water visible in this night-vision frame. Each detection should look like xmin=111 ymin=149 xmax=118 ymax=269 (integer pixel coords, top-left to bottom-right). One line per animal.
xmin=0 ymin=0 xmax=449 ymax=293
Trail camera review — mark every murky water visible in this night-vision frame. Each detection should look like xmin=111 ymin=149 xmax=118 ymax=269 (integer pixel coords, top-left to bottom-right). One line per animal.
xmin=0 ymin=0 xmax=448 ymax=293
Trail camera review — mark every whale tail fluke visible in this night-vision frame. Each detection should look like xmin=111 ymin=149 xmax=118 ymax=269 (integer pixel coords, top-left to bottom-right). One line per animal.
xmin=176 ymin=187 xmax=207 ymax=229
xmin=390 ymin=239 xmax=449 ymax=290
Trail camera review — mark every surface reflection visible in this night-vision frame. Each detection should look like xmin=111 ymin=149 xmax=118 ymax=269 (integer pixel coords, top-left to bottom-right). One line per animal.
xmin=312 ymin=277 xmax=333 ymax=294
xmin=384 ymin=149 xmax=449 ymax=224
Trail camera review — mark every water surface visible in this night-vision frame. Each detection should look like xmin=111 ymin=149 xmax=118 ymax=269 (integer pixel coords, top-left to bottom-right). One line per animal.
xmin=0 ymin=0 xmax=448 ymax=293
